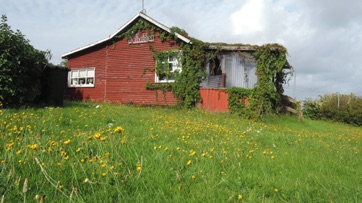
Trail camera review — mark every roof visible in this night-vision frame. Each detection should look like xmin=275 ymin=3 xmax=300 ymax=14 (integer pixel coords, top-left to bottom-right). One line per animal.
xmin=62 ymin=12 xmax=191 ymax=58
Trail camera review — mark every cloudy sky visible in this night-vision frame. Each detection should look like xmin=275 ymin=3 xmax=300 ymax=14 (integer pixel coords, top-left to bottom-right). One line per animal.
xmin=1 ymin=0 xmax=361 ymax=100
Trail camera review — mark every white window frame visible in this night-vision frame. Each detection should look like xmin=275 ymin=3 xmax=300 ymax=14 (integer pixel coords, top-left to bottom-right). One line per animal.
xmin=68 ymin=67 xmax=95 ymax=87
xmin=155 ymin=51 xmax=182 ymax=83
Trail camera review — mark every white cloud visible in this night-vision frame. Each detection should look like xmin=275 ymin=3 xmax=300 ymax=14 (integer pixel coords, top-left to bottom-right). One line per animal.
xmin=231 ymin=0 xmax=264 ymax=36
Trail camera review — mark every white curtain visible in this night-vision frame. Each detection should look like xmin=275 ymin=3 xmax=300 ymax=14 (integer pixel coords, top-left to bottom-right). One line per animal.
xmin=225 ymin=52 xmax=257 ymax=88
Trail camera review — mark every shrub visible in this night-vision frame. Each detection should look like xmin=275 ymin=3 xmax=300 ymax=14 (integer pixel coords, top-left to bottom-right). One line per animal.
xmin=303 ymin=93 xmax=362 ymax=126
xmin=0 ymin=15 xmax=49 ymax=106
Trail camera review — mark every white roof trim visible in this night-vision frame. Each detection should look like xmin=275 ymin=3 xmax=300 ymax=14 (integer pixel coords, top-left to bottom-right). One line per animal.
xmin=62 ymin=12 xmax=191 ymax=58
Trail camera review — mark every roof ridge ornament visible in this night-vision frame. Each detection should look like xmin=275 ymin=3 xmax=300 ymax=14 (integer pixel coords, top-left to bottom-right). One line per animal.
xmin=141 ymin=0 xmax=147 ymax=14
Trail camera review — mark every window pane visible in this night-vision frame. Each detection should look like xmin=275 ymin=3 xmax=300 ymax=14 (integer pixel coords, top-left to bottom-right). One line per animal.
xmin=87 ymin=69 xmax=95 ymax=77
xmin=169 ymin=56 xmax=175 ymax=62
xmin=158 ymin=73 xmax=166 ymax=81
xmin=79 ymin=70 xmax=87 ymax=77
xmin=86 ymin=78 xmax=94 ymax=84
xmin=71 ymin=71 xmax=78 ymax=78
xmin=71 ymin=78 xmax=78 ymax=85
xmin=79 ymin=78 xmax=86 ymax=85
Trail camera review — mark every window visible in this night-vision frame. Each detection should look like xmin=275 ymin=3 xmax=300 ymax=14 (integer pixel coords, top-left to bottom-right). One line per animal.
xmin=155 ymin=52 xmax=181 ymax=83
xmin=68 ymin=68 xmax=95 ymax=87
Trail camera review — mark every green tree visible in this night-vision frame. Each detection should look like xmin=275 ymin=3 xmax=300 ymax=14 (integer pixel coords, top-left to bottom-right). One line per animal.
xmin=0 ymin=15 xmax=49 ymax=106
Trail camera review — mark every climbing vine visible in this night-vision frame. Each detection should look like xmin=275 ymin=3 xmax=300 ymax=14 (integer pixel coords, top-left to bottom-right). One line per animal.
xmin=145 ymin=82 xmax=173 ymax=103
xmin=253 ymin=44 xmax=292 ymax=116
xmin=117 ymin=19 xmax=159 ymax=40
xmin=228 ymin=87 xmax=254 ymax=118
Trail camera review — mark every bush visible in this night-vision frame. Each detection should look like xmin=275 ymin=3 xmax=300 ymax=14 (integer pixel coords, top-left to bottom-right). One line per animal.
xmin=303 ymin=93 xmax=362 ymax=126
xmin=0 ymin=15 xmax=49 ymax=106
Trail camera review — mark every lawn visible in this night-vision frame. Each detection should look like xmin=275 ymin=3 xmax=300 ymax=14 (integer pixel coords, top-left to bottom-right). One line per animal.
xmin=0 ymin=101 xmax=361 ymax=202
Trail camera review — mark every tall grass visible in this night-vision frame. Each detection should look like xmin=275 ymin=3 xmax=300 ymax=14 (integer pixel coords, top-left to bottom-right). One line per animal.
xmin=0 ymin=101 xmax=361 ymax=202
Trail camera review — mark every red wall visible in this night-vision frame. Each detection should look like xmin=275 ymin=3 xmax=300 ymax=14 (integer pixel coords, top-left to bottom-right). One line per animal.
xmin=198 ymin=88 xmax=229 ymax=112
xmin=66 ymin=33 xmax=178 ymax=105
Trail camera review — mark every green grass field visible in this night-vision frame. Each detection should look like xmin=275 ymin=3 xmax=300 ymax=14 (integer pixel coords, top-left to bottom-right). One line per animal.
xmin=0 ymin=101 xmax=361 ymax=202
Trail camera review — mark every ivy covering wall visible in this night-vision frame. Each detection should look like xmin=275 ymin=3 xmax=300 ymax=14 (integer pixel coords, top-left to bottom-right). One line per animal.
xmin=119 ymin=17 xmax=292 ymax=116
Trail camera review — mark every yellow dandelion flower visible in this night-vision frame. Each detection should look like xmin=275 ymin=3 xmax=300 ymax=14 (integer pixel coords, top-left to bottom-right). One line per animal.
xmin=191 ymin=175 xmax=196 ymax=180
xmin=164 ymin=147 xmax=169 ymax=151
xmin=274 ymin=188 xmax=278 ymax=193
xmin=35 ymin=194 xmax=40 ymax=201
xmin=94 ymin=132 xmax=101 ymax=139
xmin=137 ymin=162 xmax=142 ymax=171
xmin=189 ymin=150 xmax=196 ymax=156
xmin=271 ymin=156 xmax=275 ymax=159
xmin=64 ymin=139 xmax=71 ymax=145
xmin=76 ymin=148 xmax=81 ymax=153
xmin=114 ymin=126 xmax=123 ymax=133
xmin=29 ymin=144 xmax=37 ymax=150
xmin=263 ymin=150 xmax=267 ymax=155
xmin=16 ymin=150 xmax=22 ymax=155
xmin=102 ymin=173 xmax=107 ymax=177
xmin=100 ymin=137 xmax=106 ymax=141
xmin=84 ymin=178 xmax=89 ymax=183
xmin=187 ymin=160 xmax=192 ymax=165
xmin=7 ymin=142 xmax=14 ymax=148
xmin=238 ymin=194 xmax=243 ymax=200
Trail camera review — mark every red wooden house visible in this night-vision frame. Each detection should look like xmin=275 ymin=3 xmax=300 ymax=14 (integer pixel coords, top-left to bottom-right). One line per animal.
xmin=62 ymin=12 xmax=284 ymax=112
xmin=62 ymin=12 xmax=191 ymax=105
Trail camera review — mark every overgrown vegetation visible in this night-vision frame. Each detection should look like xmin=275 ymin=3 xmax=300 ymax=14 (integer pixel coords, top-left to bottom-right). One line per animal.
xmin=303 ymin=93 xmax=362 ymax=126
xmin=0 ymin=15 xmax=50 ymax=107
xmin=119 ymin=17 xmax=292 ymax=114
xmin=0 ymin=101 xmax=361 ymax=202
xmin=227 ymin=87 xmax=254 ymax=118
xmin=253 ymin=44 xmax=291 ymax=116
